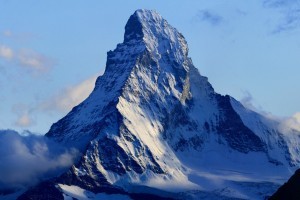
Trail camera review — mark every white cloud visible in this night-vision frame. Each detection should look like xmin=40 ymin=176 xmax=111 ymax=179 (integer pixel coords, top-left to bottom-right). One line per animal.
xmin=0 ymin=130 xmax=79 ymax=190
xmin=40 ymin=75 xmax=99 ymax=112
xmin=280 ymin=112 xmax=300 ymax=132
xmin=0 ymin=44 xmax=14 ymax=60
xmin=240 ymin=92 xmax=300 ymax=133
xmin=240 ymin=91 xmax=255 ymax=110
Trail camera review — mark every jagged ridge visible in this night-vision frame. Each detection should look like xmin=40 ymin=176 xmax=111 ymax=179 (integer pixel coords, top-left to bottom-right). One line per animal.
xmin=21 ymin=9 xmax=300 ymax=200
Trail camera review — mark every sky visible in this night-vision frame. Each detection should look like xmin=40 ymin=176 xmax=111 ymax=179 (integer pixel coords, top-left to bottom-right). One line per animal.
xmin=0 ymin=0 xmax=299 ymax=134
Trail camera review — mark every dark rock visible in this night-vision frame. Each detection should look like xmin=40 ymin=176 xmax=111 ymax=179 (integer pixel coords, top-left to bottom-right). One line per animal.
xmin=17 ymin=181 xmax=63 ymax=200
xmin=216 ymin=95 xmax=266 ymax=153
xmin=270 ymin=169 xmax=300 ymax=200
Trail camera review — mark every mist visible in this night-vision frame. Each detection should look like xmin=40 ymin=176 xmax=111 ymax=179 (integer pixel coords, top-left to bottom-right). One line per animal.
xmin=240 ymin=93 xmax=300 ymax=134
xmin=0 ymin=130 xmax=79 ymax=192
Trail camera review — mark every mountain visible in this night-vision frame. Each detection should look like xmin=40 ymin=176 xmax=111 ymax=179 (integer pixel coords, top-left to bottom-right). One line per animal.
xmin=18 ymin=9 xmax=300 ymax=200
xmin=270 ymin=169 xmax=300 ymax=200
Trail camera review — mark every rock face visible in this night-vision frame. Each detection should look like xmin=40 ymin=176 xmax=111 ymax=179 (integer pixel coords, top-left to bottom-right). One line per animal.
xmin=270 ymin=169 xmax=300 ymax=200
xmin=20 ymin=9 xmax=300 ymax=199
xmin=18 ymin=181 xmax=64 ymax=200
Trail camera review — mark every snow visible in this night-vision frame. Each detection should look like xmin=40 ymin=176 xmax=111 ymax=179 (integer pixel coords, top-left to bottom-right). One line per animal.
xmin=58 ymin=184 xmax=132 ymax=200
xmin=230 ymin=97 xmax=300 ymax=167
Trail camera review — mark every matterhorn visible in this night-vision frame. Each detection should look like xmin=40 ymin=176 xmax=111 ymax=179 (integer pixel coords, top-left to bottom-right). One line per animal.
xmin=19 ymin=9 xmax=300 ymax=200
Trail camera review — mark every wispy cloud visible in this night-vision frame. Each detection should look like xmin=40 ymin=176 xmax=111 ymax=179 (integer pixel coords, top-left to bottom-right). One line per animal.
xmin=40 ymin=74 xmax=100 ymax=113
xmin=1 ymin=29 xmax=35 ymax=42
xmin=2 ymin=30 xmax=13 ymax=37
xmin=0 ymin=45 xmax=14 ymax=60
xmin=240 ymin=91 xmax=256 ymax=111
xmin=196 ymin=10 xmax=223 ymax=26
xmin=240 ymin=91 xmax=268 ymax=115
xmin=9 ymin=74 xmax=100 ymax=131
xmin=0 ymin=44 xmax=54 ymax=75
xmin=263 ymin=0 xmax=300 ymax=33
xmin=274 ymin=9 xmax=300 ymax=33
xmin=0 ymin=130 xmax=79 ymax=190
xmin=263 ymin=0 xmax=298 ymax=8
xmin=17 ymin=49 xmax=53 ymax=73
xmin=14 ymin=113 xmax=33 ymax=128
xmin=12 ymin=104 xmax=35 ymax=128
xmin=280 ymin=112 xmax=300 ymax=132
xmin=240 ymin=91 xmax=300 ymax=133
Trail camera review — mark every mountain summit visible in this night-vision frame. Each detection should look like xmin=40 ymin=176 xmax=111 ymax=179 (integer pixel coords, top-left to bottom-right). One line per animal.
xmin=19 ymin=9 xmax=300 ymax=200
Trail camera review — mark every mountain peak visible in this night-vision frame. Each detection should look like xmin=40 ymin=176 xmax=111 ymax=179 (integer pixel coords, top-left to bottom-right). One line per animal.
xmin=39 ymin=10 xmax=300 ymax=200
xmin=134 ymin=9 xmax=165 ymax=30
xmin=124 ymin=9 xmax=165 ymax=43
xmin=124 ymin=9 xmax=188 ymax=64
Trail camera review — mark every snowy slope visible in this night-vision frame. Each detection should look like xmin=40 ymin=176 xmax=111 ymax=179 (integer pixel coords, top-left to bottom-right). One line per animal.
xmin=20 ymin=9 xmax=300 ymax=200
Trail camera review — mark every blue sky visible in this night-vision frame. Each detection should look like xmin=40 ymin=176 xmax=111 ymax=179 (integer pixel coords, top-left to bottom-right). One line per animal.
xmin=0 ymin=0 xmax=299 ymax=134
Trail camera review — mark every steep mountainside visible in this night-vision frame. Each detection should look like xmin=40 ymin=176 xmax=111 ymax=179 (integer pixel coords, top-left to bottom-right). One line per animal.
xmin=270 ymin=169 xmax=300 ymax=200
xmin=18 ymin=9 xmax=300 ymax=200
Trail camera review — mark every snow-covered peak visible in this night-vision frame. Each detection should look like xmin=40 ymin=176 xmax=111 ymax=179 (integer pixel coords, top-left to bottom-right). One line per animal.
xmin=26 ymin=9 xmax=300 ymax=200
xmin=124 ymin=9 xmax=188 ymax=66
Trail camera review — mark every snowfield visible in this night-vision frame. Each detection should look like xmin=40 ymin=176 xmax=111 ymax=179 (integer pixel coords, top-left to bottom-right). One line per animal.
xmin=58 ymin=184 xmax=132 ymax=200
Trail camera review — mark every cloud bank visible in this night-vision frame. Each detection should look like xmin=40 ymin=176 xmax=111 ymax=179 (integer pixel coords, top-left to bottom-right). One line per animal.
xmin=0 ymin=130 xmax=79 ymax=191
